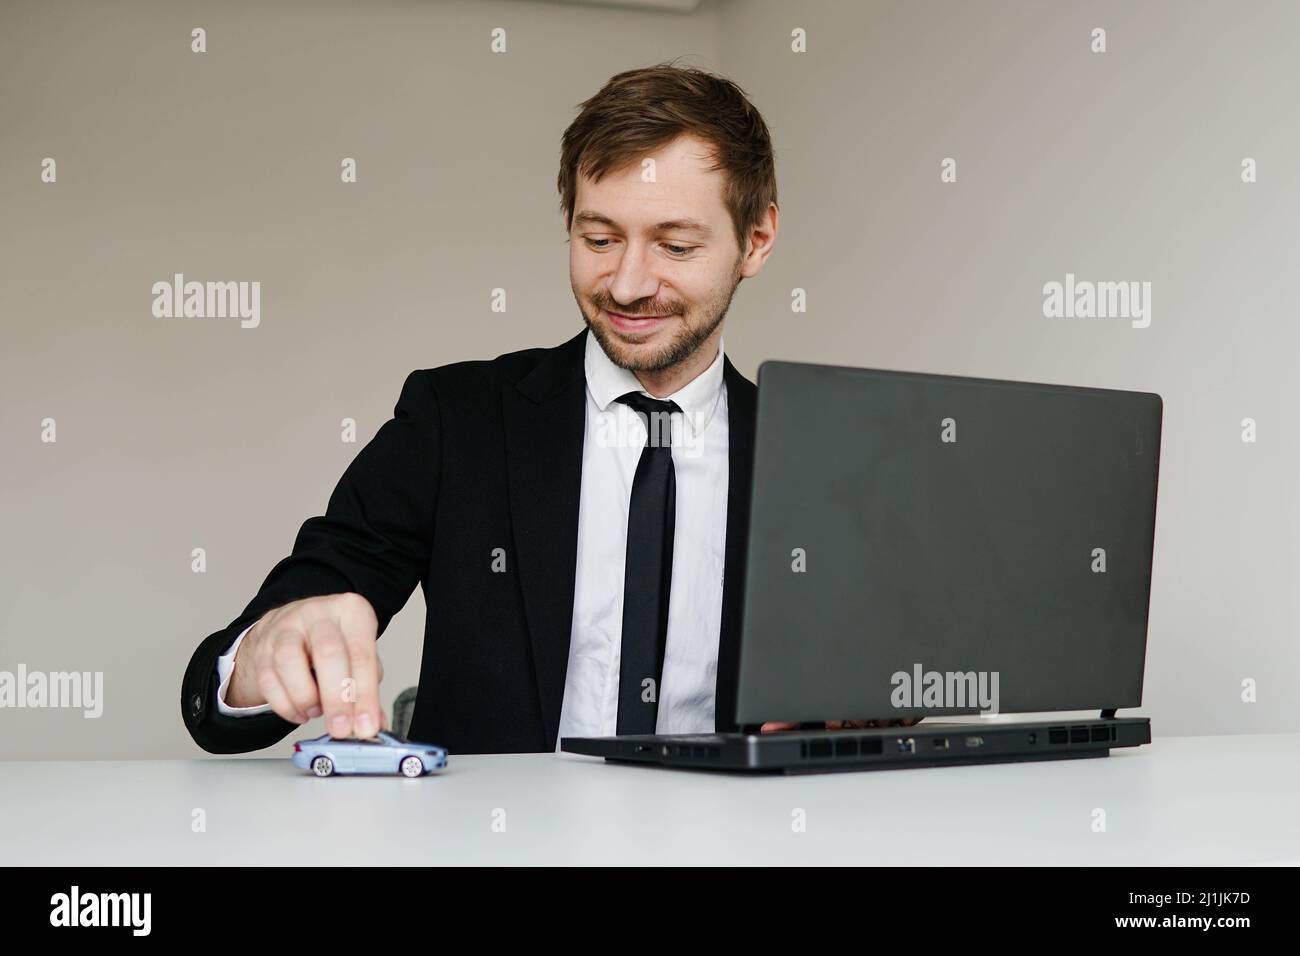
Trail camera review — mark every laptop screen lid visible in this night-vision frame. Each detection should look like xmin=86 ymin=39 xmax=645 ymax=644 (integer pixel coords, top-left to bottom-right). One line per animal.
xmin=735 ymin=361 xmax=1162 ymax=725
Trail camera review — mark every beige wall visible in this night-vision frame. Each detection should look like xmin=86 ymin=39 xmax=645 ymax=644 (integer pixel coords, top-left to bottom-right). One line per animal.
xmin=1 ymin=0 xmax=1294 ymax=758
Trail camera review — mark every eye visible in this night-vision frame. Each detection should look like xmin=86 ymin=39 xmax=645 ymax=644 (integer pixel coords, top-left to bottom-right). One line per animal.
xmin=664 ymin=243 xmax=696 ymax=257
xmin=584 ymin=237 xmax=613 ymax=250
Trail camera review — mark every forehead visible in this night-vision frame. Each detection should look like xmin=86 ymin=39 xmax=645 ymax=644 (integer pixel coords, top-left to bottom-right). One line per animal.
xmin=573 ymin=134 xmax=729 ymax=232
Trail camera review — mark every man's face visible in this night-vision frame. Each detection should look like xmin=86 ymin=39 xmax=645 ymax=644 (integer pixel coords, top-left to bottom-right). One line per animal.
xmin=568 ymin=134 xmax=745 ymax=373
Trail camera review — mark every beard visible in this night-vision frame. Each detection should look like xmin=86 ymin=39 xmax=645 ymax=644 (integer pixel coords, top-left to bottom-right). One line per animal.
xmin=581 ymin=262 xmax=742 ymax=374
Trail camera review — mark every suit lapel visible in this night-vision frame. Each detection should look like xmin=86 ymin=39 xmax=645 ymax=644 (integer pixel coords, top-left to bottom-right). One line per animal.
xmin=502 ymin=332 xmax=588 ymax=749
xmin=716 ymin=357 xmax=757 ymax=732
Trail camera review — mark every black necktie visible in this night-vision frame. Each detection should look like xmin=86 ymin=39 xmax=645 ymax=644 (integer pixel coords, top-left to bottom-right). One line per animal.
xmin=615 ymin=391 xmax=681 ymax=735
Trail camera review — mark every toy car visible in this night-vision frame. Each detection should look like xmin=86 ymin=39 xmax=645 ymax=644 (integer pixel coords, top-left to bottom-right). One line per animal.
xmin=292 ymin=730 xmax=448 ymax=777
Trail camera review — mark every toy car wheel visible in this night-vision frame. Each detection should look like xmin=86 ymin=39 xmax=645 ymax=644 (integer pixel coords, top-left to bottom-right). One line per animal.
xmin=399 ymin=756 xmax=424 ymax=777
xmin=311 ymin=756 xmax=334 ymax=777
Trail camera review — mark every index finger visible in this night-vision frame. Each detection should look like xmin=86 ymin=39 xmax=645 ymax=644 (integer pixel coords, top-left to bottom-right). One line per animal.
xmin=341 ymin=620 xmax=382 ymax=739
xmin=307 ymin=617 xmax=355 ymax=739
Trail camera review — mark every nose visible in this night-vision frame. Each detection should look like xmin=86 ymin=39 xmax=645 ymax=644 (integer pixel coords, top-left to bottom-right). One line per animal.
xmin=606 ymin=241 xmax=663 ymax=312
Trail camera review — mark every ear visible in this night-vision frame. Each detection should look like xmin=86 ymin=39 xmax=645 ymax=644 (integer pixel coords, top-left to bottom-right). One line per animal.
xmin=738 ymin=202 xmax=779 ymax=278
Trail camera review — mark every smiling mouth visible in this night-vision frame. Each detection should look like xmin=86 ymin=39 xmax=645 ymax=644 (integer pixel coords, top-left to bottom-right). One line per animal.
xmin=605 ymin=310 xmax=674 ymax=334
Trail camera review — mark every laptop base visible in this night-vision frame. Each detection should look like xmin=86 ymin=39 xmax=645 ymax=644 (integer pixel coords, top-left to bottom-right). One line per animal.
xmin=561 ymin=717 xmax=1150 ymax=775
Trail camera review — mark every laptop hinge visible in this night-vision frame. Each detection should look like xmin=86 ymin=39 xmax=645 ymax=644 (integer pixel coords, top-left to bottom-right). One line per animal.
xmin=1100 ymin=708 xmax=1117 ymax=720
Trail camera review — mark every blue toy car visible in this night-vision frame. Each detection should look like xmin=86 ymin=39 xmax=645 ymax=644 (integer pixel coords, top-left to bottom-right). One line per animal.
xmin=292 ymin=730 xmax=448 ymax=777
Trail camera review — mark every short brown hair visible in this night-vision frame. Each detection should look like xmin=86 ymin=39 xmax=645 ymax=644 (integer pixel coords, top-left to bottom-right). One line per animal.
xmin=558 ymin=60 xmax=778 ymax=254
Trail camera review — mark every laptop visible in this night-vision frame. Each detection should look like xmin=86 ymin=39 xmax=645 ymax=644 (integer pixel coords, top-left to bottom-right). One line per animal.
xmin=562 ymin=360 xmax=1162 ymax=773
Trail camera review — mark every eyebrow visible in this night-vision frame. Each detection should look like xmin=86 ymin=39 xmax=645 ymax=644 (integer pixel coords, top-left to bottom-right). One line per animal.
xmin=572 ymin=210 xmax=713 ymax=237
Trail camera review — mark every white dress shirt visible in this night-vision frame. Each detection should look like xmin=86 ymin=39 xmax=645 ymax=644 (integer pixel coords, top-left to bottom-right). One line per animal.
xmin=215 ymin=330 xmax=731 ymax=747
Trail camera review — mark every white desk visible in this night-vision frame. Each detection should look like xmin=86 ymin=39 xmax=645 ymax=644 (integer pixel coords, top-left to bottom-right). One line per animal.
xmin=5 ymin=733 xmax=1298 ymax=865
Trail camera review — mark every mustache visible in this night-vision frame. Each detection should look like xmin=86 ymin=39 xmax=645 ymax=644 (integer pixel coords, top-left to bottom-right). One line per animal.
xmin=595 ymin=302 xmax=682 ymax=317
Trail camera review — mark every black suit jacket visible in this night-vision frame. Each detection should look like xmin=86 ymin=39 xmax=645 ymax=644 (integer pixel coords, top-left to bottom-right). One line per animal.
xmin=181 ymin=330 xmax=757 ymax=754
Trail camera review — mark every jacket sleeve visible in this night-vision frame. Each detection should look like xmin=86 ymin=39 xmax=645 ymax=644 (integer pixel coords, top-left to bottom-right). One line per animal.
xmin=180 ymin=369 xmax=441 ymax=754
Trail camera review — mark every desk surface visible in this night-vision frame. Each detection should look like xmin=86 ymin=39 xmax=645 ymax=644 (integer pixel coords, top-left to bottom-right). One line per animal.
xmin=6 ymin=733 xmax=1298 ymax=865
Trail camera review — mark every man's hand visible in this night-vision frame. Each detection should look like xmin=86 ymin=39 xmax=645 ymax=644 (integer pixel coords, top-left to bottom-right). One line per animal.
xmin=759 ymin=718 xmax=923 ymax=732
xmin=226 ymin=592 xmax=389 ymax=739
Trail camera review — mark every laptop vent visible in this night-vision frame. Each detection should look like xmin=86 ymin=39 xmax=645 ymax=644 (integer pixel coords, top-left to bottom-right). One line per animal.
xmin=1048 ymin=724 xmax=1116 ymax=746
xmin=666 ymin=745 xmax=721 ymax=759
xmin=800 ymin=737 xmax=884 ymax=760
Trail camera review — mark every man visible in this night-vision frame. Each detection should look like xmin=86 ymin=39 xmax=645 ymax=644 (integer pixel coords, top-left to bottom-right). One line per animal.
xmin=181 ymin=62 xmax=906 ymax=756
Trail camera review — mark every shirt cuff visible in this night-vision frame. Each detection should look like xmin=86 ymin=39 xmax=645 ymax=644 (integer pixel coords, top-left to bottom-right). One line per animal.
xmin=215 ymin=621 xmax=274 ymax=717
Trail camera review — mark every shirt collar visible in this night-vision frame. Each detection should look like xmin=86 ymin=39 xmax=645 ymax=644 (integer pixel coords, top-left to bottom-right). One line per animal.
xmin=583 ymin=328 xmax=726 ymax=440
